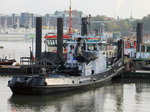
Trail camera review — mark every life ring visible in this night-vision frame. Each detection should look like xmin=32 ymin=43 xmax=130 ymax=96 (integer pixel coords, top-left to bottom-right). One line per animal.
xmin=125 ymin=41 xmax=131 ymax=48
xmin=133 ymin=41 xmax=137 ymax=49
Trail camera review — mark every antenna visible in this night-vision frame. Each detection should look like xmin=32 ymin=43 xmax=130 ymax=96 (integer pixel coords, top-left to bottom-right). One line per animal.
xmin=68 ymin=0 xmax=73 ymax=36
xmin=130 ymin=11 xmax=133 ymax=19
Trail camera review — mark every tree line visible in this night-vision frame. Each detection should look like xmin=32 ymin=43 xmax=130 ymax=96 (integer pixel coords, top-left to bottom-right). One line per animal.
xmin=90 ymin=15 xmax=150 ymax=32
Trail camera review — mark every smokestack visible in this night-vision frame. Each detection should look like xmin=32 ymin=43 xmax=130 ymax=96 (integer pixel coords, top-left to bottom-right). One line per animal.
xmin=57 ymin=18 xmax=63 ymax=59
xmin=35 ymin=17 xmax=42 ymax=60
xmin=81 ymin=17 xmax=88 ymax=36
xmin=136 ymin=22 xmax=143 ymax=52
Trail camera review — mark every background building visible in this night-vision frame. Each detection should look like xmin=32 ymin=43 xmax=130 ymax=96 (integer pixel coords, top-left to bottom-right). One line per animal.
xmin=0 ymin=10 xmax=83 ymax=32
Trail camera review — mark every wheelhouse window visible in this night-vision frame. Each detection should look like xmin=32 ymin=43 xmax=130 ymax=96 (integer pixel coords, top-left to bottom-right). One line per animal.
xmin=141 ymin=45 xmax=145 ymax=52
xmin=99 ymin=44 xmax=106 ymax=51
xmin=46 ymin=39 xmax=67 ymax=47
xmin=87 ymin=44 xmax=97 ymax=51
xmin=47 ymin=39 xmax=57 ymax=47
xmin=147 ymin=46 xmax=150 ymax=52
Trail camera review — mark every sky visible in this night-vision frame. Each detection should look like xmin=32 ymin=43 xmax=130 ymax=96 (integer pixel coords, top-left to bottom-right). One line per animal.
xmin=0 ymin=0 xmax=150 ymax=19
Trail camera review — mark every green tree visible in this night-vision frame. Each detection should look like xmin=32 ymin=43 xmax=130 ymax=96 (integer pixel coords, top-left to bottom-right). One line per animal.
xmin=91 ymin=15 xmax=133 ymax=32
xmin=142 ymin=15 xmax=150 ymax=31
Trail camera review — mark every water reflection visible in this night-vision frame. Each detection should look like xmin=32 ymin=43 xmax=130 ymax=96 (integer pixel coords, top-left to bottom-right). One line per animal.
xmin=8 ymin=84 xmax=126 ymax=112
xmin=113 ymin=79 xmax=150 ymax=112
xmin=1 ymin=75 xmax=150 ymax=112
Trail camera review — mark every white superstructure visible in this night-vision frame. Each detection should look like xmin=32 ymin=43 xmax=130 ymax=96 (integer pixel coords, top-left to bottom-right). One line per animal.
xmin=65 ymin=38 xmax=107 ymax=76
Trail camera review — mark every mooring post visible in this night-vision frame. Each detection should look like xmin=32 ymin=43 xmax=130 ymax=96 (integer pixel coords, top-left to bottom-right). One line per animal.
xmin=35 ymin=17 xmax=42 ymax=61
xmin=88 ymin=14 xmax=91 ymax=34
xmin=136 ymin=22 xmax=143 ymax=52
xmin=122 ymin=39 xmax=124 ymax=65
xmin=117 ymin=39 xmax=123 ymax=60
xmin=57 ymin=18 xmax=63 ymax=60
xmin=81 ymin=17 xmax=88 ymax=36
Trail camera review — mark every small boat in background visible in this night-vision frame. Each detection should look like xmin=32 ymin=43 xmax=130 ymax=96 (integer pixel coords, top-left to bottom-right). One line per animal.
xmin=0 ymin=46 xmax=4 ymax=49
xmin=44 ymin=32 xmax=70 ymax=39
xmin=0 ymin=57 xmax=16 ymax=65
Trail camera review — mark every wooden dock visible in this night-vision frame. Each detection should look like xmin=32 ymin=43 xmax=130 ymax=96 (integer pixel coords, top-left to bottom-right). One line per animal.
xmin=114 ymin=69 xmax=150 ymax=79
xmin=135 ymin=70 xmax=150 ymax=74
xmin=0 ymin=65 xmax=30 ymax=75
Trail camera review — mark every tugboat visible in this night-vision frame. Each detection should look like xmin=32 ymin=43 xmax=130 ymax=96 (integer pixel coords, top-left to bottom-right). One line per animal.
xmin=8 ymin=35 xmax=124 ymax=95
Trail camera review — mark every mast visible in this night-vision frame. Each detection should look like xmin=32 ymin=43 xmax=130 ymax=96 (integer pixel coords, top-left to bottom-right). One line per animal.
xmin=68 ymin=0 xmax=73 ymax=36
xmin=4 ymin=17 xmax=8 ymax=29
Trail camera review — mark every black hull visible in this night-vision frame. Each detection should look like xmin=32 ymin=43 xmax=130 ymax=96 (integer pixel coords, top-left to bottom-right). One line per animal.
xmin=9 ymin=59 xmax=124 ymax=95
xmin=9 ymin=78 xmax=111 ymax=95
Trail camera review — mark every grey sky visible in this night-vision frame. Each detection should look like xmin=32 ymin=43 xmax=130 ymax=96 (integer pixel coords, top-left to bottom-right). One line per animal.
xmin=0 ymin=0 xmax=150 ymax=19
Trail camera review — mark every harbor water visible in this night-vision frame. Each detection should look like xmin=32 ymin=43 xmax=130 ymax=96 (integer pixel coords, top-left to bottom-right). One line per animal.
xmin=0 ymin=36 xmax=150 ymax=112
xmin=1 ymin=76 xmax=150 ymax=112
xmin=0 ymin=36 xmax=45 ymax=63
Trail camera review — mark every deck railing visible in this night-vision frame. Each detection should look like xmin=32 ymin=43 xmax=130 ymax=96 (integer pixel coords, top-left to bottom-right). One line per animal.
xmin=20 ymin=57 xmax=31 ymax=66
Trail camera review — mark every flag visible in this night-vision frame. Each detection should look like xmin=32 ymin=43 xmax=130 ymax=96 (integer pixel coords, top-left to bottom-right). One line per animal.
xmin=30 ymin=49 xmax=34 ymax=61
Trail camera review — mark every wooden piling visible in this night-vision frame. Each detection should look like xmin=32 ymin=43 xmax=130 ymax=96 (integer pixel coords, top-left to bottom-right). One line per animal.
xmin=57 ymin=18 xmax=63 ymax=59
xmin=35 ymin=17 xmax=42 ymax=60
xmin=136 ymin=22 xmax=143 ymax=52
xmin=81 ymin=17 xmax=88 ymax=36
